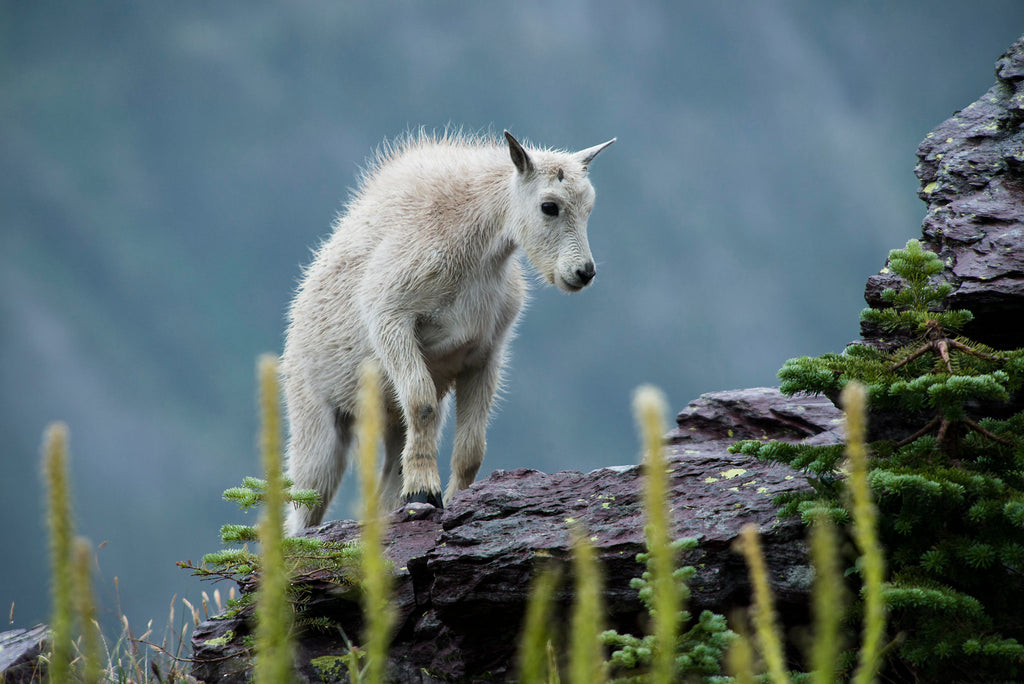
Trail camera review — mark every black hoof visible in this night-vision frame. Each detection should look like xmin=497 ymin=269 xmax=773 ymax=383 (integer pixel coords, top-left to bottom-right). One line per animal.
xmin=404 ymin=490 xmax=444 ymax=509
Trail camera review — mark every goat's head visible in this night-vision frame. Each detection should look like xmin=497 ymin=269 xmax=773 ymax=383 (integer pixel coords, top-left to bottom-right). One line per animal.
xmin=504 ymin=131 xmax=614 ymax=293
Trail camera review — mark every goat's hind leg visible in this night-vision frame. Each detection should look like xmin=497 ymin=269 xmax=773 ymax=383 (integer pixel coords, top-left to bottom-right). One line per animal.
xmin=285 ymin=398 xmax=353 ymax=535
xmin=379 ymin=417 xmax=407 ymax=511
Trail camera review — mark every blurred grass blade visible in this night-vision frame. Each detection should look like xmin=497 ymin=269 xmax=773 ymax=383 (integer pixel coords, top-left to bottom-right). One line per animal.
xmin=736 ymin=524 xmax=790 ymax=684
xmin=633 ymin=385 xmax=679 ymax=684
xmin=254 ymin=354 xmax=294 ymax=683
xmin=356 ymin=360 xmax=394 ymax=684
xmin=568 ymin=526 xmax=605 ymax=684
xmin=809 ymin=511 xmax=843 ymax=684
xmin=518 ymin=565 xmax=561 ymax=684
xmin=843 ymin=382 xmax=886 ymax=684
xmin=43 ymin=422 xmax=73 ymax=684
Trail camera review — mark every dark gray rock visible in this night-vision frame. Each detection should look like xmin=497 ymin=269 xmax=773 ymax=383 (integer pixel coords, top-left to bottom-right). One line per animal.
xmin=0 ymin=625 xmax=49 ymax=683
xmin=668 ymin=386 xmax=844 ymax=448
xmin=191 ymin=387 xmax=835 ymax=683
xmin=864 ymin=34 xmax=1024 ymax=350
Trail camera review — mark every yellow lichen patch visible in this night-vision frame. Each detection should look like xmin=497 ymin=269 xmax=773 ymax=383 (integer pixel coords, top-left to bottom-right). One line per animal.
xmin=311 ymin=655 xmax=348 ymax=680
xmin=203 ymin=630 xmax=236 ymax=648
xmin=742 ymin=480 xmax=758 ymax=487
xmin=784 ymin=475 xmax=794 ymax=481
xmin=704 ymin=476 xmax=719 ymax=483
xmin=720 ymin=468 xmax=747 ymax=479
xmin=757 ymin=487 xmax=769 ymax=494
xmin=923 ymin=181 xmax=939 ymax=194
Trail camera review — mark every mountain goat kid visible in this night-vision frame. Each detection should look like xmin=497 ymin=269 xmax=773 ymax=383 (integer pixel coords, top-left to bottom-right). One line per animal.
xmin=282 ymin=130 xmax=614 ymax=534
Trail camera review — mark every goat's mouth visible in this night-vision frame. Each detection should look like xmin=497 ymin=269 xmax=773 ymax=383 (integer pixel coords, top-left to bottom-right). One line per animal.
xmin=555 ymin=274 xmax=586 ymax=293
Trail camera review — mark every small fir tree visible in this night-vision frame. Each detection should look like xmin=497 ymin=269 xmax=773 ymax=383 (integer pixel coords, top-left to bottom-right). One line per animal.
xmin=731 ymin=240 xmax=1024 ymax=681
xmin=600 ymin=538 xmax=735 ymax=683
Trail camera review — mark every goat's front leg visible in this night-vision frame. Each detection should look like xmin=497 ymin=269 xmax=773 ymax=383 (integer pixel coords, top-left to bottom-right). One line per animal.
xmin=447 ymin=354 xmax=502 ymax=502
xmin=365 ymin=315 xmax=444 ymax=507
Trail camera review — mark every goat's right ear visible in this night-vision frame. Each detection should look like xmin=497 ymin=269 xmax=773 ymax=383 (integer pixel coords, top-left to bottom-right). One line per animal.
xmin=504 ymin=131 xmax=534 ymax=177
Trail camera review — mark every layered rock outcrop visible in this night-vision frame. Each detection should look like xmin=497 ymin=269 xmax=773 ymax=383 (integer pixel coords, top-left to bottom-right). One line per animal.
xmin=864 ymin=35 xmax=1024 ymax=351
xmin=191 ymin=388 xmax=841 ymax=683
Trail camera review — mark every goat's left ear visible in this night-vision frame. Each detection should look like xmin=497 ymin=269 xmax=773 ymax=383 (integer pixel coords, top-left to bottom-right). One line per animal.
xmin=504 ymin=131 xmax=534 ymax=177
xmin=576 ymin=138 xmax=616 ymax=170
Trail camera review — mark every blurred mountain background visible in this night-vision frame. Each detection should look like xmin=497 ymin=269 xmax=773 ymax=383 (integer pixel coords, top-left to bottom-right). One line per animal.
xmin=3 ymin=1 xmax=1023 ymax=639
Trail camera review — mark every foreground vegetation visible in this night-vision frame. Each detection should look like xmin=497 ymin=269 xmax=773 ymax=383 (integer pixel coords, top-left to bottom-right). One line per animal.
xmin=32 ymin=364 xmax=886 ymax=683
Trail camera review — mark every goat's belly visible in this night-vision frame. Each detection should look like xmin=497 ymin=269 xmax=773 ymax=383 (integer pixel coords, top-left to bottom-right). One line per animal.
xmin=423 ymin=340 xmax=481 ymax=391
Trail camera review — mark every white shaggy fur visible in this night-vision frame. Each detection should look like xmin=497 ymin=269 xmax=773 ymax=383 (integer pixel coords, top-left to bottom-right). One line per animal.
xmin=282 ymin=130 xmax=614 ymax=534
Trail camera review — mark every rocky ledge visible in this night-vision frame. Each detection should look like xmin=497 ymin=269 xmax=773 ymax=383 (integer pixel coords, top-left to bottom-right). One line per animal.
xmin=190 ymin=388 xmax=842 ymax=683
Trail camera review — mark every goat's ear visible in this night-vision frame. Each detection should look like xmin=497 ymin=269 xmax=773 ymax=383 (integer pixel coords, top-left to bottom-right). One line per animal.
xmin=504 ymin=131 xmax=534 ymax=177
xmin=576 ymin=138 xmax=616 ymax=170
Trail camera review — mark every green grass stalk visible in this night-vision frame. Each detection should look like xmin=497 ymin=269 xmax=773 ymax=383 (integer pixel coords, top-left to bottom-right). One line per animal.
xmin=842 ymin=381 xmax=886 ymax=684
xmin=568 ymin=526 xmax=605 ymax=684
xmin=633 ymin=384 xmax=679 ymax=684
xmin=72 ymin=537 xmax=102 ymax=684
xmin=356 ymin=360 xmax=394 ymax=684
xmin=809 ymin=511 xmax=843 ymax=684
xmin=725 ymin=614 xmax=756 ymax=684
xmin=43 ymin=421 xmax=73 ymax=684
xmin=736 ymin=523 xmax=791 ymax=684
xmin=253 ymin=354 xmax=294 ymax=683
xmin=546 ymin=640 xmax=561 ymax=684
xmin=517 ymin=565 xmax=561 ymax=684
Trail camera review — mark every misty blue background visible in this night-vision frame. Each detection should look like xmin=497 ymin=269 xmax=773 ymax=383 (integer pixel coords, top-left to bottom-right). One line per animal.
xmin=4 ymin=2 xmax=1023 ymax=639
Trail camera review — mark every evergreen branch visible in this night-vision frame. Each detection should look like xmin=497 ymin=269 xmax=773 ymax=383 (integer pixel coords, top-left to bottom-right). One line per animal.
xmin=895 ymin=416 xmax=942 ymax=450
xmin=889 ymin=340 xmax=936 ymax=373
xmin=947 ymin=338 xmax=1000 ymax=363
xmin=962 ymin=417 xmax=1012 ymax=446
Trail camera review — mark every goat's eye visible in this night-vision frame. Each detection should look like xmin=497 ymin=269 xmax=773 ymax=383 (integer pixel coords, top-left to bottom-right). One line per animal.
xmin=541 ymin=202 xmax=559 ymax=217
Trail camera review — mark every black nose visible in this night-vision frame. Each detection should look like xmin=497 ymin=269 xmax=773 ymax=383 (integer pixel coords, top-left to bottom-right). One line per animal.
xmin=575 ymin=262 xmax=596 ymax=285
